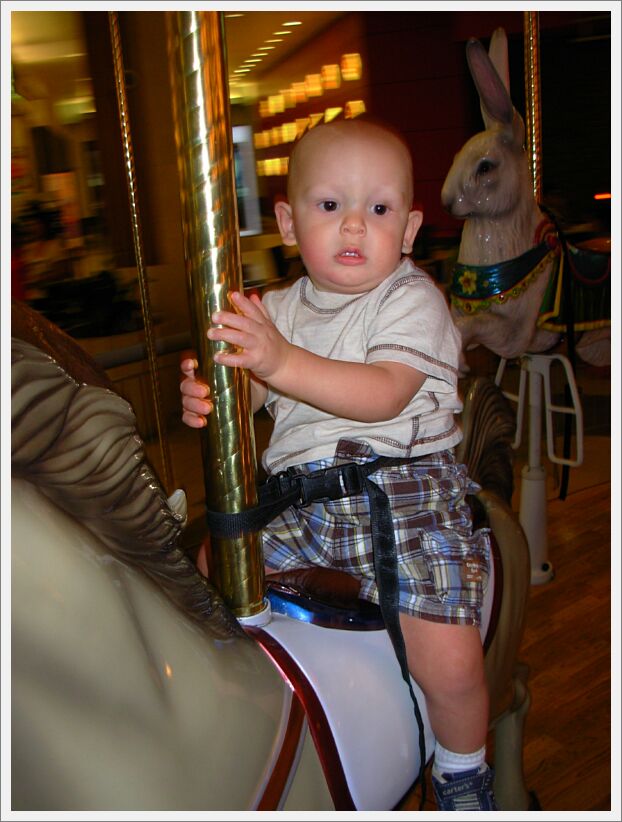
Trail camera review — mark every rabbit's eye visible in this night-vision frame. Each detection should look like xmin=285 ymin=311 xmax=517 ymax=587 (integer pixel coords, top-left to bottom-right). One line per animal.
xmin=477 ymin=160 xmax=496 ymax=176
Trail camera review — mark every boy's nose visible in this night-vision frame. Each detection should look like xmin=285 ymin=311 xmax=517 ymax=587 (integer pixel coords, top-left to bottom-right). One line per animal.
xmin=341 ymin=212 xmax=365 ymax=235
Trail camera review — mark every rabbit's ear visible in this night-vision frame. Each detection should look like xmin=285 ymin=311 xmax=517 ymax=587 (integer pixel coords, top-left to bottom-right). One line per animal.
xmin=488 ymin=27 xmax=510 ymax=94
xmin=466 ymin=36 xmax=514 ymax=132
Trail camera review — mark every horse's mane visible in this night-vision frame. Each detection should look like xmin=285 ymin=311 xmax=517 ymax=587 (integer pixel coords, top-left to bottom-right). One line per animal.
xmin=11 ymin=301 xmax=244 ymax=640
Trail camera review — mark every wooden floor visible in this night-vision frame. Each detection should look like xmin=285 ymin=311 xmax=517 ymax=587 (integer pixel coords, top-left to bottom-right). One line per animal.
xmin=402 ymin=480 xmax=612 ymax=813
xmin=519 ymin=482 xmax=611 ymax=811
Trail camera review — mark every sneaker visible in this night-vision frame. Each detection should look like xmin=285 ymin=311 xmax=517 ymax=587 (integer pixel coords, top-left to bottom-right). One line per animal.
xmin=432 ymin=764 xmax=498 ymax=811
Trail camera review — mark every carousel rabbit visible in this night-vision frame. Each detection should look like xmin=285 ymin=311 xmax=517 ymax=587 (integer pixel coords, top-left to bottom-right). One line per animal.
xmin=442 ymin=28 xmax=610 ymax=370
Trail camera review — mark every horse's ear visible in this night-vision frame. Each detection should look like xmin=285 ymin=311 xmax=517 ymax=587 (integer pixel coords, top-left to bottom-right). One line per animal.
xmin=466 ymin=34 xmax=514 ymax=132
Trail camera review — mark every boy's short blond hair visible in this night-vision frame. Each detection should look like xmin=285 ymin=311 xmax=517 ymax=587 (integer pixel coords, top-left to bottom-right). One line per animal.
xmin=287 ymin=118 xmax=414 ymax=207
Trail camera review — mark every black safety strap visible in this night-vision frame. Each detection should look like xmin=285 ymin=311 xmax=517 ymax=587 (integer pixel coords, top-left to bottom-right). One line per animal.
xmin=206 ymin=457 xmax=428 ymax=809
xmin=363 ymin=472 xmax=428 ymax=810
xmin=206 ymin=460 xmax=367 ymax=539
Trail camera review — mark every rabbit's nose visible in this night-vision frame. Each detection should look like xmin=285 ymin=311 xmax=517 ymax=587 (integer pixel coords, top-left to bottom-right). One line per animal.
xmin=440 ymin=182 xmax=455 ymax=212
xmin=441 ymin=183 xmax=469 ymax=217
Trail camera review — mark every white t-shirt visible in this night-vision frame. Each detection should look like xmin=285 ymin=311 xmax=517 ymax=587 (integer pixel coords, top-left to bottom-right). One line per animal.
xmin=261 ymin=257 xmax=463 ymax=473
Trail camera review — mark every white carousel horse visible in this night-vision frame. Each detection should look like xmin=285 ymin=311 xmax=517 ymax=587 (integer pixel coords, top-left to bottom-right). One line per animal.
xmin=11 ymin=301 xmax=533 ymax=810
xmin=442 ymin=27 xmax=611 ymax=370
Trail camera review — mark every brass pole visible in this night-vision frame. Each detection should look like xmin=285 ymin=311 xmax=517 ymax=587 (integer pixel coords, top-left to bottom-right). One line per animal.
xmin=108 ymin=11 xmax=173 ymax=493
xmin=523 ymin=11 xmax=543 ymax=203
xmin=165 ymin=11 xmax=266 ymax=619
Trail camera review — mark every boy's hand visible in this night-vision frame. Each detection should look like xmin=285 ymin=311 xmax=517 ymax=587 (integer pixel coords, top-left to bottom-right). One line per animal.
xmin=180 ymin=357 xmax=212 ymax=428
xmin=208 ymin=291 xmax=290 ymax=383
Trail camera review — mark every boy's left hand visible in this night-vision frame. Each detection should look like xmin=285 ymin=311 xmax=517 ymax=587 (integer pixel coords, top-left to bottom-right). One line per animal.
xmin=208 ymin=291 xmax=290 ymax=382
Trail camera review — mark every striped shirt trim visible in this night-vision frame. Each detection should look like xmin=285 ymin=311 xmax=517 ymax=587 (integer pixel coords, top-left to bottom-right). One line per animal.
xmin=368 ymin=421 xmax=461 ymax=453
xmin=378 ymin=273 xmax=431 ymax=310
xmin=267 ymin=448 xmax=311 ymax=473
xmin=299 ymin=277 xmax=366 ymax=315
xmin=267 ymin=421 xmax=461 ymax=470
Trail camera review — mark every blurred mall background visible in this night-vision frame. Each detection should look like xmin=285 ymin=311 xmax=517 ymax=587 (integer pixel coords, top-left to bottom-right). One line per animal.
xmin=9 ymin=9 xmax=612 ymax=498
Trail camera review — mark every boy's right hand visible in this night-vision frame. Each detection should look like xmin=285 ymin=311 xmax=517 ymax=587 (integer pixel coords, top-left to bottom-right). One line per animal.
xmin=180 ymin=356 xmax=213 ymax=428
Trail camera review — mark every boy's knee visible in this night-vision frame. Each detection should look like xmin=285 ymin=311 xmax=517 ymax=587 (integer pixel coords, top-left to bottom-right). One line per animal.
xmin=402 ymin=619 xmax=485 ymax=696
xmin=437 ymin=655 xmax=485 ymax=697
xmin=444 ymin=656 xmax=487 ymax=707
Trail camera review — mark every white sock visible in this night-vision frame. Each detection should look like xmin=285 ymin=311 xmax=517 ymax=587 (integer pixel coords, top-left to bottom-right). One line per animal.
xmin=432 ymin=742 xmax=487 ymax=779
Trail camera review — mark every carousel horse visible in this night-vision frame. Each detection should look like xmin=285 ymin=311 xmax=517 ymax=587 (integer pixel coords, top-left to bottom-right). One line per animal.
xmin=442 ymin=28 xmax=611 ymax=370
xmin=11 ymin=299 xmax=533 ymax=810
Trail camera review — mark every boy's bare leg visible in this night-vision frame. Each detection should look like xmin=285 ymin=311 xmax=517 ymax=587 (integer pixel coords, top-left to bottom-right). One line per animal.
xmin=399 ymin=613 xmax=489 ymax=752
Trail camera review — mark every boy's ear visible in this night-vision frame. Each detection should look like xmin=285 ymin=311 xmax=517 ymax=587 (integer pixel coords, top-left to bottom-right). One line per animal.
xmin=274 ymin=200 xmax=297 ymax=246
xmin=402 ymin=209 xmax=424 ymax=254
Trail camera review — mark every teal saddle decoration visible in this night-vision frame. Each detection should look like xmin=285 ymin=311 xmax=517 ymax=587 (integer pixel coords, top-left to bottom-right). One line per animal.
xmin=538 ymin=240 xmax=611 ymax=333
xmin=450 ymin=222 xmax=610 ymax=332
xmin=450 ymin=233 xmax=559 ymax=315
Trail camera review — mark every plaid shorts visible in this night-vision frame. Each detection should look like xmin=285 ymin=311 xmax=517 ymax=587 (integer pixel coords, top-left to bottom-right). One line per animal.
xmin=262 ymin=439 xmax=491 ymax=626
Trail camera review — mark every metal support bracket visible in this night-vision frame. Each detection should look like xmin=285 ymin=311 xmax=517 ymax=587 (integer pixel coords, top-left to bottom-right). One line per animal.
xmin=495 ymin=354 xmax=584 ymax=584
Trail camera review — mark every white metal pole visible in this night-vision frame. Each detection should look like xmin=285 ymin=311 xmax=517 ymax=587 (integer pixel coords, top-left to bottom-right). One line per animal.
xmin=519 ymin=358 xmax=554 ymax=584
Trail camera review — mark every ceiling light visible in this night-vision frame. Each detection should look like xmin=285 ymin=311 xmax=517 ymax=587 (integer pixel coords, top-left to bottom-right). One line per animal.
xmin=258 ymin=46 xmax=275 ymax=51
xmin=291 ymin=81 xmax=307 ymax=104
xmin=280 ymin=88 xmax=296 ymax=108
xmin=321 ymin=64 xmax=341 ymax=90
xmin=273 ymin=31 xmax=292 ymax=36
xmin=266 ymin=39 xmax=283 ymax=43
xmin=281 ymin=122 xmax=297 ymax=142
xmin=324 ymin=107 xmax=343 ymax=123
xmin=296 ymin=118 xmax=310 ymax=137
xmin=268 ymin=94 xmax=285 ymax=114
xmin=305 ymin=74 xmax=323 ymax=98
xmin=244 ymin=58 xmax=262 ymax=63
xmin=345 ymin=100 xmax=366 ymax=119
xmin=225 ymin=13 xmax=244 ymax=17
xmin=282 ymin=21 xmax=302 ymax=26
xmin=341 ymin=53 xmax=362 ymax=81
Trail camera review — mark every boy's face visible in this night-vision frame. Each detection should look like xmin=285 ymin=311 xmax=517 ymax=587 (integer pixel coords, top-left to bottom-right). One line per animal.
xmin=275 ymin=123 xmax=422 ymax=293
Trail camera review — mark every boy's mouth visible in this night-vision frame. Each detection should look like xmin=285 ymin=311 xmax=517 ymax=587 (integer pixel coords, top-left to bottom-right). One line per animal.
xmin=336 ymin=247 xmax=365 ymax=264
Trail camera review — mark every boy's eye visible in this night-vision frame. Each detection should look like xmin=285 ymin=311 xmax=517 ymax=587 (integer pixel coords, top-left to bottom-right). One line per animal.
xmin=372 ymin=204 xmax=388 ymax=215
xmin=320 ymin=200 xmax=338 ymax=212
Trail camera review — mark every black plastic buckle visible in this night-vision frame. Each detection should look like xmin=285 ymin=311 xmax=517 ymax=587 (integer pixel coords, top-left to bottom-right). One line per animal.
xmin=337 ymin=462 xmax=366 ymax=496
xmin=288 ymin=461 xmax=365 ymax=507
xmin=268 ymin=471 xmax=299 ymax=501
